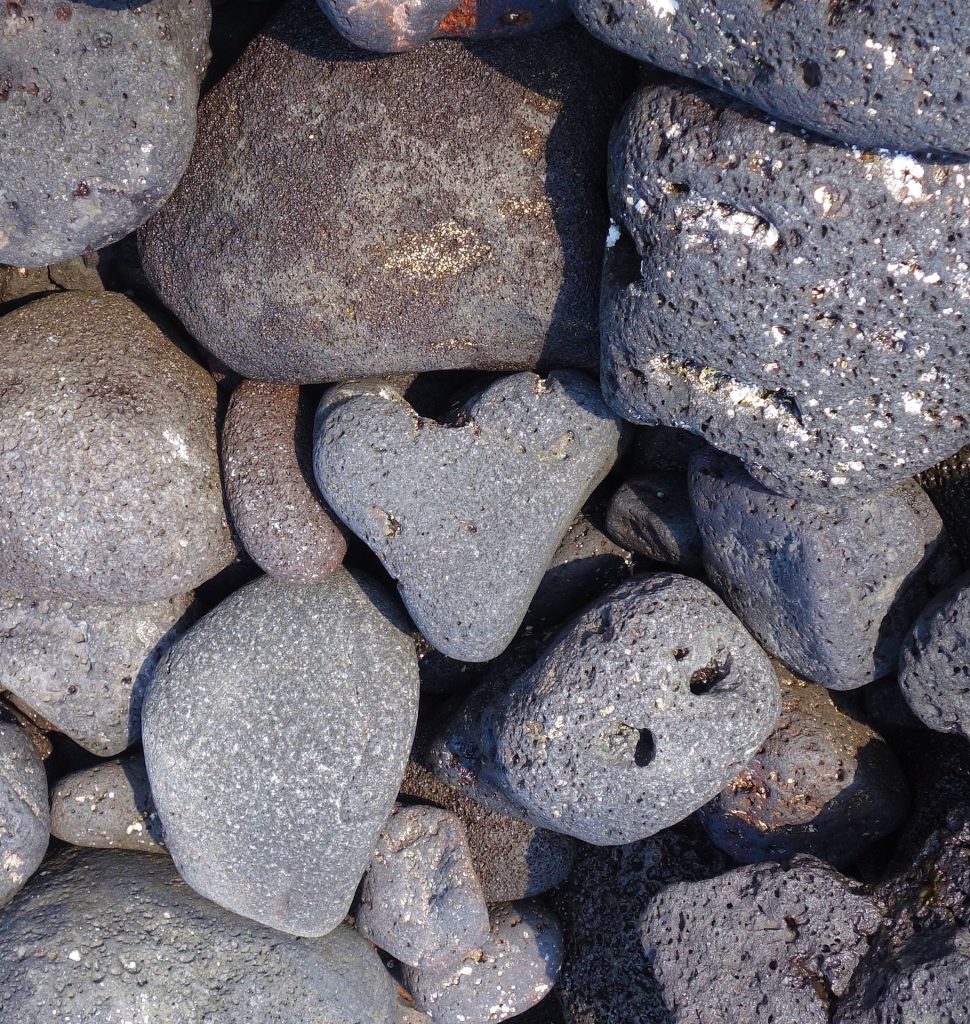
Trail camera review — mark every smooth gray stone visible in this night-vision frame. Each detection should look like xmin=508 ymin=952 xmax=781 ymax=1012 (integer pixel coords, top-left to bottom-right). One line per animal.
xmin=0 ymin=848 xmax=397 ymax=1024
xmin=142 ymin=570 xmax=419 ymax=936
xmin=0 ymin=721 xmax=48 ymax=906
xmin=690 ymin=451 xmax=957 ymax=690
xmin=314 ymin=371 xmax=623 ymax=662
xmin=0 ymin=0 xmax=210 ymax=266
xmin=605 ymin=472 xmax=702 ymax=569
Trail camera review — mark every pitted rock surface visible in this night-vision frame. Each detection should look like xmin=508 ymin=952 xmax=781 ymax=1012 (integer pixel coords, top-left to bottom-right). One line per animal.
xmin=606 ymin=471 xmax=702 ymax=568
xmin=0 ymin=721 xmax=48 ymax=906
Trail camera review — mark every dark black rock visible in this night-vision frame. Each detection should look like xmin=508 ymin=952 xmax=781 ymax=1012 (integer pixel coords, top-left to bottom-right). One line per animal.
xmin=605 ymin=472 xmax=702 ymax=568
xmin=918 ymin=445 xmax=970 ymax=566
xmin=602 ymin=81 xmax=970 ymax=502
xmin=0 ymin=721 xmax=48 ymax=906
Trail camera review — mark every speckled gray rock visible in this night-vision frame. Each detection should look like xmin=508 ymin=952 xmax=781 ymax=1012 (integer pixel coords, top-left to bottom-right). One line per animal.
xmin=440 ymin=573 xmax=780 ymax=845
xmin=223 ymin=381 xmax=347 ymax=584
xmin=699 ymin=667 xmax=909 ymax=868
xmin=602 ymin=82 xmax=970 ymax=502
xmin=0 ymin=1 xmax=210 ymax=266
xmin=0 ymin=721 xmax=48 ymax=906
xmin=0 ymin=291 xmax=235 ymax=603
xmin=314 ymin=372 xmax=623 ymax=661
xmin=899 ymin=573 xmax=970 ymax=738
xmin=641 ymin=857 xmax=884 ymax=1024
xmin=139 ymin=0 xmax=629 ymax=381
xmin=690 ymin=451 xmax=957 ymax=690
xmin=0 ymin=848 xmax=397 ymax=1024
xmin=0 ymin=589 xmax=194 ymax=756
xmin=50 ymin=755 xmax=165 ymax=854
xmin=402 ymin=901 xmax=563 ymax=1024
xmin=569 ymin=0 xmax=969 ymax=155
xmin=142 ymin=570 xmax=420 ymax=936
xmin=356 ymin=804 xmax=490 ymax=968
xmin=606 ymin=472 xmax=701 ymax=569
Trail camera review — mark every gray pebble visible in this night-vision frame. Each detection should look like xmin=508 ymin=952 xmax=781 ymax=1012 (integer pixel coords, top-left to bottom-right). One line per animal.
xmin=142 ymin=570 xmax=419 ymax=936
xmin=0 ymin=589 xmax=193 ymax=756
xmin=403 ymin=900 xmax=563 ymax=1024
xmin=50 ymin=754 xmax=165 ymax=854
xmin=690 ymin=450 xmax=957 ymax=690
xmin=605 ymin=472 xmax=702 ymax=569
xmin=602 ymin=81 xmax=970 ymax=502
xmin=0 ymin=291 xmax=235 ymax=603
xmin=0 ymin=721 xmax=48 ymax=906
xmin=0 ymin=848 xmax=397 ymax=1023
xmin=314 ymin=372 xmax=622 ymax=662
xmin=0 ymin=0 xmax=211 ymax=266
xmin=357 ymin=804 xmax=490 ymax=968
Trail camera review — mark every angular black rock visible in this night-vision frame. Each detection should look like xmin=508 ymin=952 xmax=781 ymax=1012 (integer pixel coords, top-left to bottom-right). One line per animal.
xmin=602 ymin=81 xmax=970 ymax=502
xmin=142 ymin=570 xmax=420 ymax=936
xmin=641 ymin=857 xmax=883 ymax=1024
xmin=605 ymin=472 xmax=702 ymax=569
xmin=0 ymin=0 xmax=211 ymax=266
xmin=140 ymin=0 xmax=630 ymax=381
xmin=568 ymin=0 xmax=970 ymax=155
xmin=0 ymin=848 xmax=398 ymax=1024
xmin=690 ymin=451 xmax=957 ymax=690
xmin=0 ymin=721 xmax=48 ymax=906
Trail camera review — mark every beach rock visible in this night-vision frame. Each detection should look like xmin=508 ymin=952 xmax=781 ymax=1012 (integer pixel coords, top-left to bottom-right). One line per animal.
xmin=50 ymin=755 xmax=165 ymax=854
xmin=602 ymin=82 xmax=970 ymax=502
xmin=142 ymin=570 xmax=419 ymax=936
xmin=0 ymin=291 xmax=234 ymax=603
xmin=356 ymin=804 xmax=490 ymax=968
xmin=606 ymin=472 xmax=701 ymax=568
xmin=690 ymin=451 xmax=956 ymax=690
xmin=314 ymin=372 xmax=622 ymax=661
xmin=0 ymin=590 xmax=193 ymax=756
xmin=402 ymin=901 xmax=563 ymax=1024
xmin=641 ymin=857 xmax=883 ymax=1024
xmin=0 ymin=721 xmax=48 ymax=906
xmin=918 ymin=445 xmax=970 ymax=566
xmin=223 ymin=381 xmax=346 ymax=584
xmin=0 ymin=848 xmax=398 ymax=1023
xmin=139 ymin=0 xmax=629 ymax=381
xmin=0 ymin=255 xmax=104 ymax=311
xmin=699 ymin=668 xmax=909 ymax=868
xmin=0 ymin=0 xmax=210 ymax=266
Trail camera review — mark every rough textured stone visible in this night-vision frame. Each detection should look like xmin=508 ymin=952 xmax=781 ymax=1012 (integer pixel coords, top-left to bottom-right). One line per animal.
xmin=0 ymin=291 xmax=234 ymax=603
xmin=50 ymin=755 xmax=165 ymax=854
xmin=690 ymin=451 xmax=956 ymax=690
xmin=0 ymin=590 xmax=194 ymax=756
xmin=641 ymin=857 xmax=883 ymax=1024
xmin=899 ymin=572 xmax=970 ymax=738
xmin=437 ymin=573 xmax=780 ymax=845
xmin=0 ymin=848 xmax=397 ymax=1023
xmin=918 ymin=445 xmax=970 ymax=566
xmin=568 ymin=0 xmax=969 ymax=155
xmin=314 ymin=372 xmax=622 ymax=661
xmin=223 ymin=381 xmax=346 ymax=584
xmin=0 ymin=721 xmax=48 ymax=906
xmin=602 ymin=81 xmax=970 ymax=502
xmin=139 ymin=0 xmax=629 ymax=381
xmin=699 ymin=667 xmax=909 ymax=868
xmin=403 ymin=901 xmax=563 ymax=1024
xmin=356 ymin=804 xmax=490 ymax=968
xmin=0 ymin=0 xmax=210 ymax=266
xmin=142 ymin=570 xmax=419 ymax=936
xmin=606 ymin=472 xmax=701 ymax=568
xmin=0 ymin=255 xmax=104 ymax=311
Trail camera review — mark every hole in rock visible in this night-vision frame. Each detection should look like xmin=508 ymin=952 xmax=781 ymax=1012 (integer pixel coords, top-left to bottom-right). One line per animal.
xmin=634 ymin=728 xmax=656 ymax=767
xmin=801 ymin=60 xmax=822 ymax=88
xmin=689 ymin=656 xmax=732 ymax=695
xmin=673 ymin=647 xmax=689 ymax=661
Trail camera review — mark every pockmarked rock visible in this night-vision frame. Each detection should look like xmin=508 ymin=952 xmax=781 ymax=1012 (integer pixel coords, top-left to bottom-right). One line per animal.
xmin=0 ymin=292 xmax=234 ymax=603
xmin=690 ymin=451 xmax=956 ymax=690
xmin=402 ymin=901 xmax=563 ymax=1024
xmin=0 ymin=848 xmax=398 ymax=1024
xmin=918 ymin=445 xmax=970 ymax=566
xmin=356 ymin=804 xmax=490 ymax=968
xmin=223 ymin=381 xmax=346 ymax=584
xmin=606 ymin=472 xmax=701 ymax=569
xmin=0 ymin=0 xmax=211 ymax=266
xmin=641 ymin=857 xmax=884 ymax=1024
xmin=0 ymin=721 xmax=48 ymax=906
xmin=314 ymin=371 xmax=623 ymax=661
xmin=142 ymin=570 xmax=419 ymax=936
xmin=50 ymin=755 xmax=165 ymax=854
xmin=139 ymin=0 xmax=629 ymax=381
xmin=568 ymin=0 xmax=969 ymax=155
xmin=0 ymin=590 xmax=193 ymax=756
xmin=601 ymin=82 xmax=970 ymax=502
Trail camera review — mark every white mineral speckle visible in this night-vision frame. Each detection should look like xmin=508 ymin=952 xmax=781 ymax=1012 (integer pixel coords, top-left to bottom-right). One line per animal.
xmin=68 ymin=950 xmax=81 ymax=962
xmin=647 ymin=0 xmax=678 ymax=17
xmin=606 ymin=221 xmax=621 ymax=248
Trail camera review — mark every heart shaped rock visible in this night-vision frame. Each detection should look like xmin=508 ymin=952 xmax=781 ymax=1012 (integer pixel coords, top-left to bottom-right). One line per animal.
xmin=313 ymin=371 xmax=623 ymax=661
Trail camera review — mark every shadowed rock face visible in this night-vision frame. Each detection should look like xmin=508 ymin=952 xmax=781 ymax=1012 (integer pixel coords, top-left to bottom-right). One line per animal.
xmin=140 ymin=0 xmax=631 ymax=382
